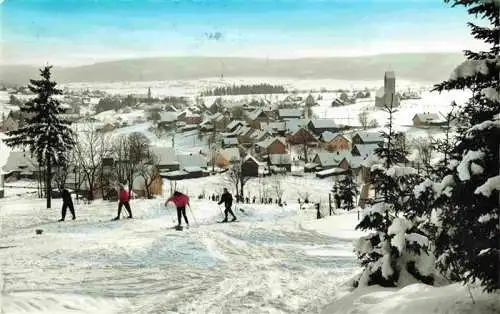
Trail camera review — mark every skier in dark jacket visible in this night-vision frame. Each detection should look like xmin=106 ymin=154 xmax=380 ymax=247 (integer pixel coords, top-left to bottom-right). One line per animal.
xmin=334 ymin=194 xmax=341 ymax=209
xmin=59 ymin=188 xmax=75 ymax=221
xmin=218 ymin=188 xmax=237 ymax=222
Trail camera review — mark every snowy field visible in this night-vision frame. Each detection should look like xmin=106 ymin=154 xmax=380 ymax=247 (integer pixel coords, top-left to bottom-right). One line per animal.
xmin=0 ymin=187 xmax=364 ymax=314
xmin=2 ymin=178 xmax=498 ymax=314
xmin=61 ymin=77 xmax=431 ymax=98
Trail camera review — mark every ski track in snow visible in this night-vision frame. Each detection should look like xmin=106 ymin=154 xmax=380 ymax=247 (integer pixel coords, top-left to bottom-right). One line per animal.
xmin=0 ymin=198 xmax=359 ymax=314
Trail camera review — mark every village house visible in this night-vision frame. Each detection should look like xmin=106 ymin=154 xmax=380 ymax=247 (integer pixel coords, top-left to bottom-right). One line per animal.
xmin=284 ymin=119 xmax=308 ymax=134
xmin=351 ymin=131 xmax=384 ymax=145
xmin=288 ymin=127 xmax=317 ymax=145
xmin=199 ymin=120 xmax=214 ymax=132
xmin=321 ymin=132 xmax=351 ymax=152
xmin=222 ymin=137 xmax=239 ymax=148
xmin=236 ymin=126 xmax=257 ymax=146
xmin=307 ymin=119 xmax=341 ymax=135
xmin=0 ymin=113 xmax=19 ymax=132
xmin=412 ymin=113 xmax=446 ymax=128
xmin=176 ymin=153 xmax=207 ymax=170
xmin=2 ymin=151 xmax=39 ymax=181
xmin=158 ymin=111 xmax=178 ymax=130
xmin=312 ymin=152 xmax=350 ymax=171
xmin=132 ymin=168 xmax=163 ymax=198
xmin=254 ymin=137 xmax=287 ymax=157
xmin=226 ymin=120 xmax=245 ymax=133
xmin=246 ymin=108 xmax=272 ymax=129
xmin=260 ymin=121 xmax=286 ymax=136
xmin=213 ymin=113 xmax=230 ymax=131
xmin=215 ymin=148 xmax=241 ymax=168
xmin=152 ymin=146 xmax=180 ymax=173
xmin=241 ymin=155 xmax=260 ymax=177
xmin=269 ymin=154 xmax=292 ymax=172
xmin=183 ymin=113 xmax=202 ymax=125
xmin=278 ymin=109 xmax=302 ymax=120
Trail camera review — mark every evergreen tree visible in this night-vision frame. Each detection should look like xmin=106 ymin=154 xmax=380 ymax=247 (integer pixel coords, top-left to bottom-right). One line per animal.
xmin=4 ymin=66 xmax=75 ymax=209
xmin=354 ymin=97 xmax=433 ymax=287
xmin=431 ymin=0 xmax=500 ymax=292
xmin=337 ymin=170 xmax=358 ymax=211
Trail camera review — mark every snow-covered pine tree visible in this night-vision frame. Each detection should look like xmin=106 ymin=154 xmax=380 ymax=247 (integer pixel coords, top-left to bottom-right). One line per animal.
xmin=354 ymin=96 xmax=434 ymax=287
xmin=431 ymin=0 xmax=500 ymax=292
xmin=337 ymin=170 xmax=358 ymax=211
xmin=4 ymin=66 xmax=75 ymax=209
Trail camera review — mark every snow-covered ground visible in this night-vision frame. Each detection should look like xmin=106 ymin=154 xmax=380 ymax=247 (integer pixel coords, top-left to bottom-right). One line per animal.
xmin=0 ymin=186 xmax=363 ymax=313
xmin=321 ymin=282 xmax=500 ymax=314
xmin=2 ymin=181 xmax=499 ymax=314
xmin=312 ymin=89 xmax=469 ymax=129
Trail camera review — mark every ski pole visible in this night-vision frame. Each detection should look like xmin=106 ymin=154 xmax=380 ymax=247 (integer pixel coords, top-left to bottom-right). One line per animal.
xmin=218 ymin=205 xmax=225 ymax=218
xmin=188 ymin=205 xmax=198 ymax=226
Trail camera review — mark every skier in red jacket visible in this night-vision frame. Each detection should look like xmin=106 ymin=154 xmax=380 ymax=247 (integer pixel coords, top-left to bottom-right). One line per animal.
xmin=166 ymin=191 xmax=190 ymax=228
xmin=113 ymin=185 xmax=133 ymax=220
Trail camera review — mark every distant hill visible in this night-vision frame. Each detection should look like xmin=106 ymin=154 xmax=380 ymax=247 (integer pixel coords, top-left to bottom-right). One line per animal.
xmin=0 ymin=53 xmax=464 ymax=85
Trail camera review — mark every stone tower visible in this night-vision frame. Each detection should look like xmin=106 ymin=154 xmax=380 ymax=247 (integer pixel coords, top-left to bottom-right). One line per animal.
xmin=384 ymin=71 xmax=396 ymax=106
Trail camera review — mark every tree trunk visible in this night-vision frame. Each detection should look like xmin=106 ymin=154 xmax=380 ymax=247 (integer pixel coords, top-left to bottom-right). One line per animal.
xmin=240 ymin=176 xmax=245 ymax=200
xmin=303 ymin=143 xmax=308 ymax=162
xmin=46 ymin=156 xmax=52 ymax=209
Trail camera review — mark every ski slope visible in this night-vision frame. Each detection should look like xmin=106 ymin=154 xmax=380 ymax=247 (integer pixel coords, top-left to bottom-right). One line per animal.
xmin=0 ymin=195 xmax=363 ymax=314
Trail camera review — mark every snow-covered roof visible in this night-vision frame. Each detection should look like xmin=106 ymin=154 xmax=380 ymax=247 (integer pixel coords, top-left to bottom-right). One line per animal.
xmin=161 ymin=170 xmax=188 ymax=177
xmin=316 ymin=167 xmax=346 ymax=176
xmin=159 ymin=111 xmax=178 ymax=122
xmin=242 ymin=154 xmax=262 ymax=165
xmin=226 ymin=120 xmax=244 ymax=131
xmin=152 ymin=146 xmax=178 ymax=166
xmin=269 ymin=154 xmax=292 ymax=165
xmin=349 ymin=156 xmax=366 ymax=169
xmin=256 ymin=137 xmax=286 ymax=149
xmin=260 ymin=121 xmax=286 ymax=132
xmin=313 ymin=152 xmax=348 ymax=167
xmin=237 ymin=126 xmax=253 ymax=136
xmin=352 ymin=144 xmax=379 ymax=158
xmin=176 ymin=153 xmax=207 ymax=169
xmin=183 ymin=166 xmax=204 ymax=173
xmin=413 ymin=113 xmax=445 ymax=124
xmin=278 ymin=109 xmax=302 ymax=118
xmin=321 ymin=131 xmax=338 ymax=142
xmin=247 ymin=108 xmax=266 ymax=121
xmin=309 ymin=119 xmax=338 ymax=129
xmin=284 ymin=119 xmax=308 ymax=133
xmin=354 ymin=131 xmax=384 ymax=143
xmin=222 ymin=137 xmax=239 ymax=145
xmin=218 ymin=148 xmax=240 ymax=162
xmin=1 ymin=151 xmax=38 ymax=174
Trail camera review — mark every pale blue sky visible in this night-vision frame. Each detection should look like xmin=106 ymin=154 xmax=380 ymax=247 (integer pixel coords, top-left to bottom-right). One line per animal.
xmin=1 ymin=0 xmax=482 ymax=66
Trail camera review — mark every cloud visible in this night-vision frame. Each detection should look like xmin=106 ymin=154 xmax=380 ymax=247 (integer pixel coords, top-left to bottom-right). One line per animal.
xmin=204 ymin=31 xmax=223 ymax=41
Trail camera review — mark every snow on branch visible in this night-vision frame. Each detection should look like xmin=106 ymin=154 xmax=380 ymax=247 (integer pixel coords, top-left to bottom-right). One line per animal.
xmin=475 ymin=175 xmax=500 ymax=197
xmin=457 ymin=151 xmax=486 ymax=181
xmin=466 ymin=119 xmax=500 ymax=139
xmin=481 ymin=87 xmax=500 ymax=102
xmin=478 ymin=212 xmax=499 ymax=224
xmin=449 ymin=59 xmax=490 ymax=80
xmin=386 ymin=166 xmax=418 ymax=178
